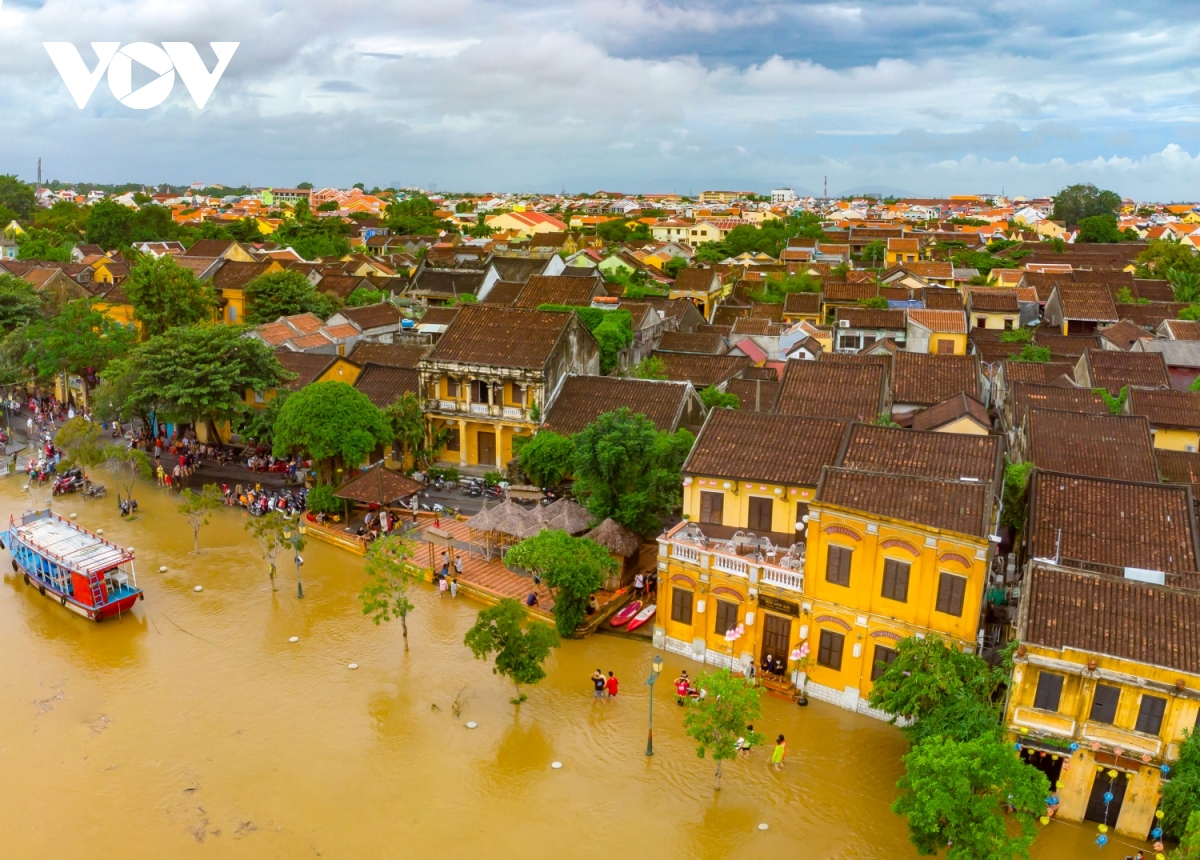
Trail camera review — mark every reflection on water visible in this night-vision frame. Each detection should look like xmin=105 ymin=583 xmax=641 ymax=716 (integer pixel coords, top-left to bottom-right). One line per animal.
xmin=0 ymin=470 xmax=1126 ymax=857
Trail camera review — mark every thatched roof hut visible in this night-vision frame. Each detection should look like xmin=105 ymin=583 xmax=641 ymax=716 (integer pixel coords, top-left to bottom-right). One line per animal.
xmin=584 ymin=518 xmax=641 ymax=558
xmin=541 ymin=498 xmax=593 ymax=535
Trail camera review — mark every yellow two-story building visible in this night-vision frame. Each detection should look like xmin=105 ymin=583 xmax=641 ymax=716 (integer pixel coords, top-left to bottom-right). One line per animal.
xmin=1127 ymin=386 xmax=1200 ymax=452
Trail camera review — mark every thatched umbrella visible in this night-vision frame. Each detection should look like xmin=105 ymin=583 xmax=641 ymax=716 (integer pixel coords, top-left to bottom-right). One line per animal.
xmin=584 ymin=518 xmax=641 ymax=558
xmin=465 ymin=499 xmax=495 ymax=558
xmin=489 ymin=499 xmax=533 ymax=539
xmin=542 ymin=498 xmax=593 ymax=535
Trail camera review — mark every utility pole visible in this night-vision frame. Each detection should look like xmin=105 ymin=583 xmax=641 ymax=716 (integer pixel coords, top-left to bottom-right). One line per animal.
xmin=823 ymin=175 xmax=827 ymax=200
xmin=37 ymin=157 xmax=41 ymax=189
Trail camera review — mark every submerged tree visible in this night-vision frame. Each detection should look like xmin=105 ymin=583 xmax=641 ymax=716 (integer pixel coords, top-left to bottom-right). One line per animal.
xmin=463 ymin=598 xmax=559 ymax=705
xmin=177 ymin=484 xmax=224 ymax=553
xmin=245 ymin=512 xmax=293 ymax=591
xmin=104 ymin=444 xmax=153 ymax=515
xmin=683 ymin=669 xmax=763 ymax=790
xmin=504 ymin=529 xmax=614 ymax=635
xmin=359 ymin=534 xmax=421 ymax=652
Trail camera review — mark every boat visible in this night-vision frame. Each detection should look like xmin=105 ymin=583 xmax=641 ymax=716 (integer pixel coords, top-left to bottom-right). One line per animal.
xmin=5 ymin=509 xmax=142 ymax=621
xmin=625 ymin=604 xmax=656 ymax=632
xmin=609 ymin=600 xmax=642 ymax=627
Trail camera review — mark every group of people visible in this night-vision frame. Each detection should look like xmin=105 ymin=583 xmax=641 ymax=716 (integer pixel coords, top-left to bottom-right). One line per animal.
xmin=757 ymin=653 xmax=789 ymax=682
xmin=590 ymin=669 xmax=619 ymax=700
xmin=437 ymin=553 xmax=461 ymax=598
xmin=632 ymin=570 xmax=658 ymax=600
xmin=670 ymin=670 xmax=789 ymax=769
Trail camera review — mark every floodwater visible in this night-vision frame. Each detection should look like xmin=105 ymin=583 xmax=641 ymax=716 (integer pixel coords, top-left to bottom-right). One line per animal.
xmin=0 ymin=472 xmax=1120 ymax=858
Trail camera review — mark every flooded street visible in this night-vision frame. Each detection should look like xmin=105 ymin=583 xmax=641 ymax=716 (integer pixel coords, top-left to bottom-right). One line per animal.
xmin=0 ymin=473 xmax=1114 ymax=858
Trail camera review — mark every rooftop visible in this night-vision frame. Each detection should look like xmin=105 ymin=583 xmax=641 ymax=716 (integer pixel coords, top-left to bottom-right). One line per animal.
xmin=1026 ymin=409 xmax=1158 ymax=483
xmin=816 ymin=468 xmax=992 ymax=538
xmin=684 ymin=408 xmax=847 ymax=486
xmin=541 ymin=376 xmax=694 ymax=436
xmin=774 ymin=359 xmax=887 ymax=422
xmin=892 ymin=351 xmax=980 ymax=407
xmin=427 ymin=305 xmax=578 ymax=370
xmin=838 ymin=422 xmax=1002 ymax=483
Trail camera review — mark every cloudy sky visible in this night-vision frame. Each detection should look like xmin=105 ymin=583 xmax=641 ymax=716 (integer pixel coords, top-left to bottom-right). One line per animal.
xmin=1 ymin=0 xmax=1199 ymax=198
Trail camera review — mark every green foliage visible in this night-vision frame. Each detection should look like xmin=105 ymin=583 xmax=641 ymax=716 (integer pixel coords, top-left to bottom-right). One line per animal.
xmin=998 ymin=327 xmax=1032 ymax=343
xmin=23 ymin=298 xmax=136 ymax=394
xmin=306 ymin=483 xmax=341 ymax=516
xmin=1001 ymin=461 xmax=1034 ymax=530
xmin=1178 ymin=811 xmax=1200 ymax=860
xmin=1170 ymin=268 xmax=1200 ymax=304
xmin=360 ymin=534 xmax=421 ymax=650
xmin=1137 ymin=240 xmax=1200 ymax=278
xmin=123 ymin=255 xmax=217 ymax=338
xmin=177 ymin=484 xmax=224 ymax=553
xmin=104 ymin=443 xmax=153 ymax=506
xmin=861 ymin=239 xmax=887 ymax=266
xmin=244 ymin=270 xmax=340 ymax=324
xmin=385 ymin=391 xmax=448 ymax=469
xmin=384 ymin=194 xmax=451 ymax=236
xmin=1093 ymin=385 xmax=1128 ymax=415
xmin=1162 ymin=730 xmax=1200 ymax=839
xmin=699 ymin=386 xmax=739 ymax=410
xmin=84 ymin=199 xmax=136 ymax=247
xmin=663 ymin=257 xmax=687 ymax=279
xmin=0 ymin=174 xmax=36 ymax=219
xmin=518 ymin=431 xmax=574 ymax=488
xmin=504 ymin=530 xmax=614 ymax=635
xmin=1050 ymin=183 xmax=1122 ymax=226
xmin=426 ymin=465 xmax=460 ymax=483
xmin=316 ymin=200 xmax=339 ymax=212
xmin=346 ymin=287 xmax=386 ymax=307
xmin=682 ymin=669 xmax=764 ymax=789
xmin=748 ymin=271 xmax=822 ymax=304
xmin=689 ymin=213 xmax=824 ymax=260
xmin=596 ymin=218 xmax=651 ymax=243
xmin=571 ymin=408 xmax=694 ymax=535
xmin=31 ymin=201 xmax=88 ymax=236
xmin=239 ymin=391 xmax=289 ymax=446
xmin=482 ymin=470 xmax=504 ymax=488
xmin=539 ymin=305 xmax=635 ymax=374
xmin=859 ymin=296 xmax=889 ymax=309
xmin=630 ymin=355 xmax=668 ymax=380
xmin=272 ymin=213 xmax=354 ymax=260
xmin=1076 ymin=213 xmax=1125 ymax=243
xmin=1013 ymin=344 xmax=1050 ymax=363
xmin=1182 ymin=306 xmax=1200 ymax=323
xmin=0 ymin=274 xmax=46 ymax=333
xmin=244 ymin=512 xmax=295 ymax=590
xmin=872 ymin=412 xmax=900 ymax=427
xmin=16 ymin=227 xmax=74 ymax=261
xmin=54 ymin=417 xmax=108 ymax=467
xmin=272 ymin=381 xmax=393 ymax=483
xmin=463 ymin=598 xmax=559 ymax=703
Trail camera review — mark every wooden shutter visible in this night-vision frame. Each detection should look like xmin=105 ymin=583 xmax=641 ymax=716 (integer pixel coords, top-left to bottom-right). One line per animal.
xmin=935 ymin=572 xmax=966 ymax=616
xmin=881 ymin=559 xmax=910 ymax=603
xmin=446 ymin=377 xmax=458 ymax=398
xmin=748 ymin=497 xmax=772 ymax=531
xmin=1089 ymin=684 xmax=1121 ymax=725
xmin=670 ymin=588 xmax=693 ymax=624
xmin=1033 ymin=672 xmax=1064 ymax=712
xmin=699 ymin=491 xmax=723 ymax=525
xmin=936 ymin=338 xmax=955 ymax=355
xmin=1136 ymin=694 xmax=1168 ymax=736
xmin=826 ymin=545 xmax=852 ymax=586
xmin=871 ymin=645 xmax=897 ymax=681
xmin=713 ymin=600 xmax=738 ymax=635
xmin=817 ymin=629 xmax=844 ymax=670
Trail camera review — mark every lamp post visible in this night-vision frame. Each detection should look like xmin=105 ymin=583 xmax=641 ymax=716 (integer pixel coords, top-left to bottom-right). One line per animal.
xmin=282 ymin=525 xmax=305 ymax=599
xmin=645 ymin=654 xmax=663 ymax=757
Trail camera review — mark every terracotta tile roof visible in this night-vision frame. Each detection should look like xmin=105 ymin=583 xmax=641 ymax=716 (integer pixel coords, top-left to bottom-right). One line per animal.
xmin=1027 ymin=409 xmax=1158 ymax=482
xmin=683 ymin=409 xmax=847 ymax=486
xmin=1099 ymin=320 xmax=1153 ymax=351
xmin=1157 ymin=448 xmax=1200 ymax=493
xmin=838 ymin=422 xmax=1001 ymax=482
xmin=256 ymin=322 xmax=295 ymax=346
xmin=817 ymin=468 xmax=992 ymax=538
xmin=333 ymin=463 xmax=423 ymax=506
xmin=1027 ymin=470 xmax=1198 ymax=574
xmin=316 ymin=274 xmax=367 ymax=299
xmin=1055 ymin=283 xmax=1118 ymax=321
xmin=173 ymin=256 xmax=222 ymax=278
xmin=322 ymin=323 xmax=360 ymax=339
xmin=337 ymin=302 xmax=402 ymax=331
xmin=211 ymin=261 xmax=273 ymax=293
xmin=711 ymin=305 xmax=750 ymax=327
xmin=923 ymin=289 xmax=964 ymax=311
xmin=903 ymin=261 xmax=953 ymax=279
xmin=491 ymin=256 xmax=553 ymax=283
xmin=1163 ymin=320 xmax=1200 ymax=341
xmin=346 ymin=342 xmax=429 ymax=369
xmin=652 ymin=351 xmax=749 ymax=387
xmin=1132 ymin=279 xmax=1175 ymax=303
xmin=819 ymin=352 xmax=892 ymax=372
xmin=480 ymin=280 xmax=526 ymax=306
xmin=783 ymin=292 xmax=821 ymax=315
xmin=1022 ymin=564 xmax=1200 ymax=673
xmin=657 ymin=331 xmax=727 ymax=354
xmin=274 ymin=349 xmax=337 ymax=389
xmin=726 ymin=378 xmax=780 ymax=412
xmin=892 ymin=351 xmax=980 ymax=406
xmin=908 ymin=309 xmax=967 ymax=334
xmin=836 ymin=307 xmax=907 ymax=330
xmin=352 ymin=363 xmax=420 ymax=408
xmin=774 ymin=359 xmax=887 ymax=422
xmin=748 ymin=302 xmax=784 ymax=323
xmin=1127 ymin=386 xmax=1200 ymax=430
xmin=730 ymin=317 xmax=783 ymax=337
xmin=513 ymin=275 xmax=604 ymax=308
xmin=967 ymin=289 xmax=1019 ymax=313
xmin=673 ymin=267 xmax=720 ymax=294
xmin=408 ymin=269 xmax=487 ymax=298
xmin=419 ymin=307 xmax=461 ymax=327
xmin=911 ymin=392 xmax=991 ymax=432
xmin=542 ymin=376 xmax=694 ymax=436
xmin=1034 ymin=331 xmax=1097 ymax=359
xmin=290 ymin=332 xmax=334 ymax=350
xmin=183 ymin=239 xmax=237 ymax=257
xmin=284 ymin=313 xmax=325 ymax=335
xmin=1010 ymin=383 xmax=1107 ymax=424
xmin=1084 ymin=349 xmax=1171 ymax=394
xmin=427 ymin=306 xmax=578 ymax=370
xmin=1117 ymin=302 xmax=1190 ymax=330
xmin=823 ymin=281 xmax=877 ymax=302
xmin=887 ymin=238 xmax=920 ymax=252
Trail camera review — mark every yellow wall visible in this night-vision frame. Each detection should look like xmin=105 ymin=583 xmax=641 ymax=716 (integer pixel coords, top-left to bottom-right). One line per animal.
xmin=1151 ymin=427 xmax=1200 ymax=452
xmin=925 ymin=331 xmax=967 ymax=354
xmin=435 ymin=418 xmax=532 ymax=468
xmin=972 ymin=310 xmax=1020 ymax=331
xmin=94 ymin=301 xmax=137 ymax=328
xmin=932 ymin=415 xmax=989 ymax=436
xmin=683 ymin=475 xmax=814 ymax=535
xmin=886 ymin=249 xmax=920 ymax=264
xmin=316 ymin=358 xmax=361 ymax=386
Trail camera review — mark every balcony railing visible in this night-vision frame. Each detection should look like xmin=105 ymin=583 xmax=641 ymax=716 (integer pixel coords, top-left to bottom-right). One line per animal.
xmin=469 ymin=403 xmax=489 ymax=415
xmin=661 ymin=521 xmax=805 ymax=592
xmin=503 ymin=406 xmax=524 ymax=419
xmin=438 ymin=399 xmax=458 ymax=411
xmin=1081 ymin=721 xmax=1162 ymax=758
xmin=761 ymin=567 xmax=803 ymax=592
xmin=713 ymin=554 xmax=748 ymax=576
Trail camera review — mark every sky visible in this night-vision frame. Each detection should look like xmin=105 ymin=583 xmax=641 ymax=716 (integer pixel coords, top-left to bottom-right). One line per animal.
xmin=1 ymin=0 xmax=1199 ymax=198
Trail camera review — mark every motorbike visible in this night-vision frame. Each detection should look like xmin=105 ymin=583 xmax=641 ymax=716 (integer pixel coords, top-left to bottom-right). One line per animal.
xmin=52 ymin=468 xmax=84 ymax=496
xmin=82 ymin=480 xmax=106 ymax=499
xmin=118 ymin=496 xmax=138 ymax=517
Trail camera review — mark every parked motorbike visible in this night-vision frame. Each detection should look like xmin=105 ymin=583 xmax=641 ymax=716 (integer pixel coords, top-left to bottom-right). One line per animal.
xmin=82 ymin=480 xmax=106 ymax=499
xmin=118 ymin=496 xmax=138 ymax=517
xmin=52 ymin=468 xmax=84 ymax=496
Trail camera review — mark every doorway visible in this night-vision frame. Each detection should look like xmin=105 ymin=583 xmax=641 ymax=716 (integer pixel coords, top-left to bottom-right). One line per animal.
xmin=1084 ymin=769 xmax=1128 ymax=825
xmin=760 ymin=614 xmax=791 ymax=663
xmin=1020 ymin=748 xmax=1064 ymax=787
xmin=477 ymin=431 xmax=496 ymax=466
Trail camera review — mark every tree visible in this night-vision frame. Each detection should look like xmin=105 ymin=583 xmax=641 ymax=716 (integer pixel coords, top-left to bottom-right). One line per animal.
xmin=122 ymin=255 xmax=217 ymax=338
xmin=504 ymin=530 xmax=614 ymax=635
xmin=862 ymin=240 xmax=887 ymax=266
xmin=1013 ymin=344 xmax=1050 ymax=363
xmin=630 ymin=355 xmax=668 ymax=380
xmin=1094 ymin=385 xmax=1129 ymax=415
xmin=1170 ymin=269 xmax=1200 ymax=305
xmin=682 ymin=669 xmax=764 ymax=790
xmin=23 ymin=299 xmax=136 ymax=407
xmin=1162 ymin=730 xmax=1200 ymax=839
xmin=346 ymin=286 xmax=386 ymax=307
xmin=663 ymin=257 xmax=687 ymax=279
xmin=32 ymin=200 xmax=88 ymax=237
xmin=244 ymin=270 xmax=339 ymax=324
xmin=359 ymin=534 xmax=422 ymax=651
xmin=0 ymin=174 xmax=36 ymax=220
xmin=1177 ymin=811 xmax=1200 ymax=860
xmin=104 ymin=443 xmax=153 ymax=513
xmin=1000 ymin=462 xmax=1034 ymax=530
xmin=859 ymin=296 xmax=890 ymax=309
xmin=385 ymin=391 xmax=447 ymax=469
xmin=748 ymin=271 xmax=822 ymax=304
xmin=1076 ymin=214 xmax=1124 ymax=243
xmin=517 ymin=431 xmax=574 ymax=488
xmin=245 ymin=512 xmax=294 ymax=591
xmin=1050 ymin=183 xmax=1121 ymax=226
xmin=272 ymin=381 xmax=393 ymax=484
xmin=0 ymin=274 xmax=45 ymax=333
xmin=699 ymin=386 xmax=739 ymax=410
xmin=1138 ymin=241 xmax=1200 ymax=278
xmin=16 ymin=228 xmax=74 ymax=262
xmin=384 ymin=194 xmax=450 ymax=236
xmin=238 ymin=390 xmax=289 ymax=447
xmin=571 ymin=408 xmax=694 ymax=535
xmin=85 ymin=198 xmax=135 ymax=248
xmin=463 ymin=599 xmax=559 ymax=705
xmin=54 ymin=417 xmax=108 ymax=468
xmin=177 ymin=484 xmax=224 ymax=553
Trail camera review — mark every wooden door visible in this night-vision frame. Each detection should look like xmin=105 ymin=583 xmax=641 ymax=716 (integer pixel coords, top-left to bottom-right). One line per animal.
xmin=477 ymin=431 xmax=496 ymax=466
xmin=1084 ymin=769 xmax=1127 ymax=824
xmin=760 ymin=614 xmax=791 ymax=661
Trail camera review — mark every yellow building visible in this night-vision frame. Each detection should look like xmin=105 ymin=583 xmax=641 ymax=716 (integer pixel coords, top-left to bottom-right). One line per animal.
xmin=669 ymin=267 xmax=724 ymax=320
xmin=210 ymin=260 xmax=283 ymax=324
xmin=1126 ymin=386 xmax=1200 ymax=452
xmin=905 ymin=309 xmax=968 ymax=355
xmin=886 ymin=237 xmax=921 ymax=265
xmin=966 ymin=289 xmax=1021 ymax=330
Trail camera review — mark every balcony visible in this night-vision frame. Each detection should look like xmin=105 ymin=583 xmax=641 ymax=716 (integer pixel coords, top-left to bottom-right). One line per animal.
xmin=1081 ymin=721 xmax=1162 ymax=758
xmin=503 ymin=406 xmax=524 ymax=420
xmin=661 ymin=521 xmax=805 ymax=592
xmin=438 ymin=399 xmax=459 ymax=412
xmin=469 ymin=403 xmax=489 ymax=415
xmin=1010 ymin=706 xmax=1076 ymax=738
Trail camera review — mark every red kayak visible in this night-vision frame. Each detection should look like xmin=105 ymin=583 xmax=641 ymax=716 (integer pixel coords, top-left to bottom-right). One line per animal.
xmin=610 ymin=600 xmax=642 ymax=627
xmin=625 ymin=604 xmax=657 ymax=632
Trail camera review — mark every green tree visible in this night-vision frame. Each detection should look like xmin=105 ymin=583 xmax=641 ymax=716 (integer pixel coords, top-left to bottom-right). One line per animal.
xmin=385 ymin=391 xmax=447 ymax=470
xmin=244 ymin=270 xmax=339 ymax=324
xmin=504 ymin=530 xmax=614 ymax=635
xmin=463 ymin=598 xmax=559 ymax=705
xmin=15 ymin=227 xmax=74 ymax=261
xmin=699 ymin=386 xmax=739 ymax=410
xmin=122 ymin=255 xmax=217 ymax=338
xmin=104 ymin=443 xmax=153 ymax=513
xmin=861 ymin=240 xmax=887 ymax=266
xmin=238 ymin=391 xmax=289 ymax=447
xmin=0 ymin=174 xmax=36 ymax=220
xmin=1162 ymin=730 xmax=1200 ymax=839
xmin=1014 ymin=344 xmax=1050 ymax=363
xmin=306 ymin=483 xmax=341 ymax=516
xmin=177 ymin=484 xmax=224 ymax=553
xmin=998 ymin=327 xmax=1033 ymax=343
xmin=630 ymin=355 xmax=668 ymax=380
xmin=683 ymin=669 xmax=764 ymax=790
xmin=32 ymin=201 xmax=88 ymax=237
xmin=0 ymin=274 xmax=46 ymax=333
xmin=359 ymin=534 xmax=422 ymax=651
xmin=84 ymin=198 xmax=135 ymax=248
xmin=748 ymin=271 xmax=822 ymax=304
xmin=1176 ymin=811 xmax=1200 ymax=860
xmin=54 ymin=417 xmax=108 ymax=468
xmin=245 ymin=511 xmax=294 ymax=591
xmin=1050 ymin=183 xmax=1122 ymax=226
xmin=384 ymin=194 xmax=451 ymax=235
xmin=1094 ymin=385 xmax=1129 ymax=415
xmin=23 ymin=299 xmax=136 ymax=407
xmin=346 ymin=286 xmax=386 ymax=307
xmin=663 ymin=257 xmax=687 ymax=279
xmin=571 ymin=408 xmax=694 ymax=535
xmin=1076 ymin=214 xmax=1124 ymax=243
xmin=1170 ymin=268 xmax=1200 ymax=304
xmin=517 ymin=431 xmax=574 ymax=488
xmin=859 ymin=296 xmax=889 ymax=309
xmin=1000 ymin=462 xmax=1034 ymax=530
xmin=272 ymin=380 xmax=393 ymax=483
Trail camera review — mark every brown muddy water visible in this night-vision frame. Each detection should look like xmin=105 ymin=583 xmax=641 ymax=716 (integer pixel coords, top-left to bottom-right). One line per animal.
xmin=0 ymin=472 xmax=1120 ymax=858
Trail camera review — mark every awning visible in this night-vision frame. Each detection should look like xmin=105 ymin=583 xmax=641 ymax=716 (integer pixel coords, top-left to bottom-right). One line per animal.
xmin=333 ymin=462 xmax=423 ymax=506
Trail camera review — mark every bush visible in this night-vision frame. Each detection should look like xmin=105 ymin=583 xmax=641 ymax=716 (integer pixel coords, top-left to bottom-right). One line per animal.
xmin=307 ymin=483 xmax=341 ymax=516
xmin=427 ymin=466 xmax=460 ymax=483
xmin=483 ymin=470 xmax=504 ymax=487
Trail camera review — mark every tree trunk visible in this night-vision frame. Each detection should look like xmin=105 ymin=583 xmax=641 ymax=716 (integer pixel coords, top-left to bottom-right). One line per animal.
xmin=714 ymin=760 xmax=723 ymax=791
xmin=401 ymin=612 xmax=409 ymax=652
xmin=269 ymin=562 xmax=277 ymax=590
xmin=193 ymin=527 xmax=200 ymax=553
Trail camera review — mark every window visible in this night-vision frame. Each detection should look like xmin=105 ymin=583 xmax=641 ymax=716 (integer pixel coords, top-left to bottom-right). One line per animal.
xmin=817 ymin=629 xmax=844 ymax=670
xmin=699 ymin=491 xmax=724 ymax=525
xmin=871 ymin=645 xmax=897 ymax=681
xmin=1089 ymin=684 xmax=1121 ymax=725
xmin=670 ymin=588 xmax=693 ymax=625
xmin=446 ymin=427 xmax=461 ymax=452
xmin=748 ymin=496 xmax=773 ymax=531
xmin=471 ymin=380 xmax=489 ymax=404
xmin=1136 ymin=694 xmax=1168 ymax=736
xmin=935 ymin=572 xmax=967 ymax=617
xmin=1033 ymin=671 xmax=1064 ymax=712
xmin=446 ymin=378 xmax=459 ymax=398
xmin=975 ymin=316 xmax=987 ymax=328
xmin=880 ymin=559 xmax=910 ymax=603
xmin=253 ymin=390 xmax=265 ymax=404
xmin=826 ymin=545 xmax=852 ymax=587
xmin=511 ymin=383 xmax=524 ymax=405
xmin=838 ymin=334 xmax=862 ymax=352
xmin=713 ymin=599 xmax=738 ymax=636
xmin=1003 ymin=318 xmax=1014 ymax=331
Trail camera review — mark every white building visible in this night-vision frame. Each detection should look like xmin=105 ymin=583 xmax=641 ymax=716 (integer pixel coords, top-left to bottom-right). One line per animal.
xmin=771 ymin=187 xmax=799 ymax=205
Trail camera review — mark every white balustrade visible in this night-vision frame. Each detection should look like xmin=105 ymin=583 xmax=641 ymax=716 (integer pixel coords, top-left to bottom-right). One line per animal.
xmin=761 ymin=567 xmax=804 ymax=592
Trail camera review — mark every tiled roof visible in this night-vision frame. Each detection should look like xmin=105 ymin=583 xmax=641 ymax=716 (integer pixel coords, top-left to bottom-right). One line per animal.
xmin=726 ymin=378 xmax=780 ymax=412
xmin=823 ymin=281 xmax=877 ymax=302
xmin=352 ymin=363 xmax=420 ymax=408
xmin=903 ymin=261 xmax=954 ymax=279
xmin=967 ymin=289 xmax=1019 ymax=313
xmin=491 ymin=256 xmax=552 ymax=283
xmin=211 ymin=261 xmax=273 ymax=293
xmin=256 ymin=322 xmax=296 ymax=346
xmin=480 ymin=280 xmax=527 ymax=306
xmin=774 ymin=359 xmax=887 ymax=422
xmin=346 ymin=342 xmax=429 ymax=368
xmin=1034 ymin=331 xmax=1097 ymax=359
xmin=513 ymin=275 xmax=604 ymax=308
xmin=285 ymin=313 xmax=325 ymax=335
xmin=908 ymin=309 xmax=967 ymax=334
xmin=652 ymin=351 xmax=749 ymax=387
xmin=887 ymin=238 xmax=919 ymax=252
xmin=1023 ymin=564 xmax=1200 ymax=673
xmin=1132 ymin=278 xmax=1175 ymax=303
xmin=1010 ymin=383 xmax=1106 ymax=424
xmin=892 ymin=351 xmax=980 ymax=406
xmin=290 ymin=332 xmax=334 ymax=350
xmin=711 ymin=304 xmax=750 ymax=327
xmin=657 ymin=331 xmax=727 ymax=354
xmin=730 ymin=317 xmax=783 ymax=337
xmin=323 ymin=323 xmax=361 ymax=340
xmin=542 ymin=376 xmax=693 ymax=436
xmin=924 ymin=289 xmax=965 ymax=311
xmin=409 ymin=269 xmax=487 ymax=298
xmin=419 ymin=307 xmax=461 ymax=327
xmin=783 ymin=292 xmax=821 ymax=315
xmin=1055 ymin=283 xmax=1118 ymax=321
xmin=911 ymin=392 xmax=991 ymax=432
xmin=316 ymin=274 xmax=367 ymax=299
xmin=1157 ymin=448 xmax=1200 ymax=493
xmin=427 ymin=306 xmax=578 ymax=370
xmin=683 ymin=409 xmax=846 ymax=486
xmin=817 ymin=468 xmax=992 ymax=538
xmin=1127 ymin=386 xmax=1200 ymax=430
xmin=1027 ymin=409 xmax=1158 ymax=482
xmin=673 ymin=267 xmax=719 ymax=294
xmin=1084 ymin=349 xmax=1171 ymax=394
xmin=1027 ymin=470 xmax=1198 ymax=573
xmin=1115 ymin=302 xmax=1188 ymax=329
xmin=183 ymin=239 xmax=236 ymax=257
xmin=1163 ymin=320 xmax=1200 ymax=341
xmin=1098 ymin=319 xmax=1153 ymax=350
xmin=836 ymin=307 xmax=907 ymax=330
xmin=839 ymin=422 xmax=1001 ymax=482
xmin=274 ymin=349 xmax=337 ymax=389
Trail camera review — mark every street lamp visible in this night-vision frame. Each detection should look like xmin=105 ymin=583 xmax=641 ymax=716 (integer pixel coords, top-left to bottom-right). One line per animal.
xmin=645 ymin=654 xmax=664 ymax=757
xmin=282 ymin=526 xmax=306 ymax=599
